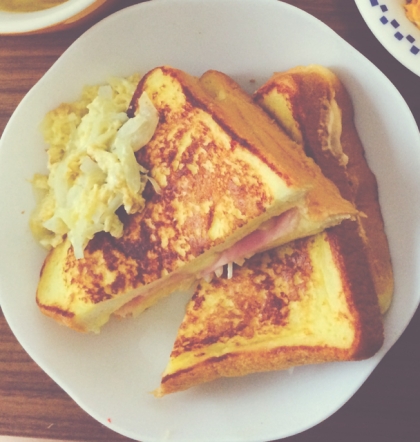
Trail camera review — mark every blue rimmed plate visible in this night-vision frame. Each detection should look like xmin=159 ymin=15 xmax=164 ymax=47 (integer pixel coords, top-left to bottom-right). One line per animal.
xmin=355 ymin=0 xmax=420 ymax=76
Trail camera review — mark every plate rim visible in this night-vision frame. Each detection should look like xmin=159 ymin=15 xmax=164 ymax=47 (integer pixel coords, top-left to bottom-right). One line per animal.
xmin=1 ymin=1 xmax=420 ymax=441
xmin=355 ymin=0 xmax=420 ymax=76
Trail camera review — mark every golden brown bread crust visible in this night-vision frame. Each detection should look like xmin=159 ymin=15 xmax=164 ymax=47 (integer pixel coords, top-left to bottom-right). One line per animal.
xmin=159 ymin=347 xmax=352 ymax=396
xmin=157 ymin=226 xmax=383 ymax=396
xmin=37 ymin=66 xmax=294 ymax=331
xmin=37 ymin=66 xmax=356 ymax=332
xmin=198 ymin=70 xmax=357 ymax=231
xmin=156 ymin=65 xmax=386 ymax=396
xmin=254 ymin=65 xmax=393 ymax=313
xmin=122 ymin=66 xmax=293 ymax=261
xmin=129 ymin=67 xmax=301 ymax=188
xmin=121 ymin=65 xmax=355 ymax=268
xmin=326 ymin=220 xmax=384 ymax=360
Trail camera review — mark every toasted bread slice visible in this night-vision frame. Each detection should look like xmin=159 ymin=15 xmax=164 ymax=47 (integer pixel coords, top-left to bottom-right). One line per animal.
xmin=155 ymin=66 xmax=386 ymax=396
xmin=254 ymin=65 xmax=393 ymax=313
xmin=36 ymin=66 xmax=355 ymax=333
xmin=156 ymin=226 xmax=384 ymax=396
xmin=197 ymin=70 xmax=358 ymax=251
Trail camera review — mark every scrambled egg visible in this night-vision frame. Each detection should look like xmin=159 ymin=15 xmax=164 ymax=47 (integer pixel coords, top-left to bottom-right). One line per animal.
xmin=30 ymin=75 xmax=159 ymax=259
xmin=405 ymin=0 xmax=420 ymax=28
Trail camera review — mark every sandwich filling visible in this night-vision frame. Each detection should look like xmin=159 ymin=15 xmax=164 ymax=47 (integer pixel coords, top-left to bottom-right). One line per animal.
xmin=200 ymin=208 xmax=299 ymax=277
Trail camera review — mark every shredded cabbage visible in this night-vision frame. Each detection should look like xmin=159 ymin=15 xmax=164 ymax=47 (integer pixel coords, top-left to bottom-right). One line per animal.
xmin=30 ymin=75 xmax=159 ymax=259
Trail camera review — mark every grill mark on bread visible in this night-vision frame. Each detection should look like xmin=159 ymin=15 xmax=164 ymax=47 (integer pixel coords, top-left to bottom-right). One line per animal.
xmin=69 ymin=235 xmax=130 ymax=303
xmin=160 ymin=344 xmax=350 ymax=388
xmin=121 ymin=82 xmax=275 ymax=268
xmin=155 ymin=66 xmax=387 ymax=396
xmin=170 ymin=239 xmax=313 ymax=358
xmin=255 ymin=66 xmax=393 ymax=313
xmin=36 ymin=66 xmax=358 ymax=333
xmin=45 ymin=66 xmax=280 ymax=314
xmin=161 ymin=354 xmax=231 ymax=385
xmin=129 ymin=67 xmax=293 ymax=185
xmin=36 ymin=301 xmax=75 ymax=318
xmin=327 ymin=221 xmax=384 ymax=359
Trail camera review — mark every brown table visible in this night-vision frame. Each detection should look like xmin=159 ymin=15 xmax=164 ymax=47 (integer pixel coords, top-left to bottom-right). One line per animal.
xmin=1 ymin=0 xmax=420 ymax=441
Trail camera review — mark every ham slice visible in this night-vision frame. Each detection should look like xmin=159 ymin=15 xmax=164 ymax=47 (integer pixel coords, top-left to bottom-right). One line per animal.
xmin=201 ymin=208 xmax=299 ymax=277
xmin=117 ymin=209 xmax=299 ymax=317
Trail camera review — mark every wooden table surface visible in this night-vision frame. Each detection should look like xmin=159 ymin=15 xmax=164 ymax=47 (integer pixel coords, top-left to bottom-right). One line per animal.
xmin=1 ymin=0 xmax=420 ymax=441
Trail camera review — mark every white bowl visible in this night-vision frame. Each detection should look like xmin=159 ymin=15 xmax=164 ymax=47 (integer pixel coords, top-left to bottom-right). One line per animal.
xmin=1 ymin=0 xmax=420 ymax=441
xmin=0 ymin=0 xmax=110 ymax=34
xmin=355 ymin=0 xmax=420 ymax=76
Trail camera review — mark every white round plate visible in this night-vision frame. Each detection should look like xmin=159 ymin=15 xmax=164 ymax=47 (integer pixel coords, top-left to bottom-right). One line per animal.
xmin=355 ymin=0 xmax=420 ymax=76
xmin=1 ymin=1 xmax=420 ymax=441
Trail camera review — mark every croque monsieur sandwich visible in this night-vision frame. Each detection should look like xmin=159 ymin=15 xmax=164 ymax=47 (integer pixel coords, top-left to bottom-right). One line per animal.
xmin=36 ymin=66 xmax=356 ymax=333
xmin=155 ymin=65 xmax=390 ymax=396
xmin=254 ymin=65 xmax=393 ymax=314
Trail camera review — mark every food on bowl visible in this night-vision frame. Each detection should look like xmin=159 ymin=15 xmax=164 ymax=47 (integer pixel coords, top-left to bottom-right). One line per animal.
xmin=0 ymin=0 xmax=68 ymax=13
xmin=0 ymin=0 xmax=113 ymax=35
xmin=405 ymin=0 xmax=420 ymax=28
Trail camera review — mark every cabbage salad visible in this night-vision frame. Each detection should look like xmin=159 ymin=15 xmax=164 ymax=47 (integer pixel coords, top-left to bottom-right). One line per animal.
xmin=30 ymin=74 xmax=159 ymax=259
